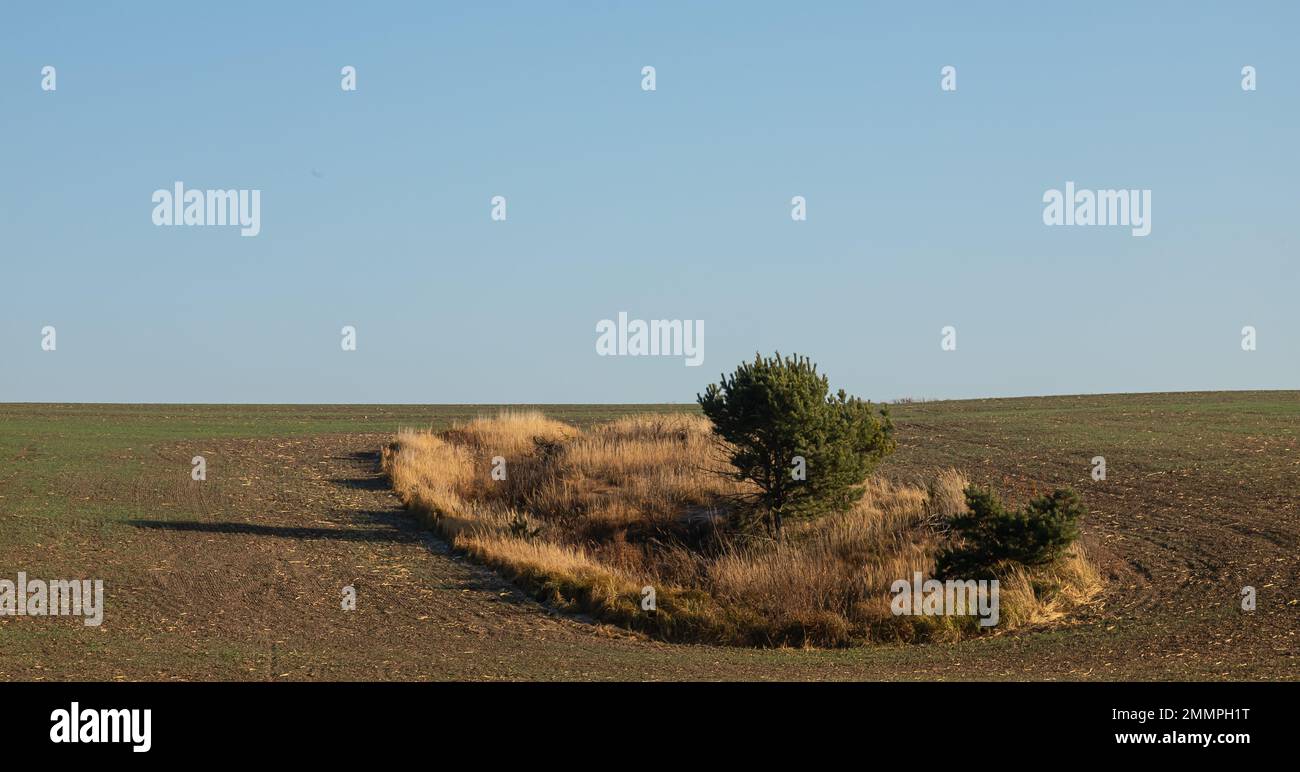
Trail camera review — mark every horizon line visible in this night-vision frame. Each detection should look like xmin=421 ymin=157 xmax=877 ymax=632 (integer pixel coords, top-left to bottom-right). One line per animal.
xmin=3 ymin=388 xmax=1296 ymax=408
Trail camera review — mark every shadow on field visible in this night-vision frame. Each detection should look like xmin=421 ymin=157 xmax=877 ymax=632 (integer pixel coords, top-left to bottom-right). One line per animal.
xmin=329 ymin=476 xmax=388 ymax=490
xmin=329 ymin=450 xmax=380 ymax=463
xmin=127 ymin=519 xmax=418 ymax=543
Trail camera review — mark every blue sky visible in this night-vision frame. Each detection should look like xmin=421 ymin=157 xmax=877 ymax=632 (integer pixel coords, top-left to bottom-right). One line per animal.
xmin=2 ymin=1 xmax=1296 ymax=403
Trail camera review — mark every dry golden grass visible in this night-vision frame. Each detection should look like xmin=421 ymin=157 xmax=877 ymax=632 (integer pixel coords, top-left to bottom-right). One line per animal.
xmin=927 ymin=468 xmax=970 ymax=520
xmin=443 ymin=409 xmax=576 ymax=458
xmin=382 ymin=412 xmax=1100 ymax=647
xmin=995 ymin=544 xmax=1104 ymax=628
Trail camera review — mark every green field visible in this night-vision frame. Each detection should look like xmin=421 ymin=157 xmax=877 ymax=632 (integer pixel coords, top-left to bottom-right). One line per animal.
xmin=1 ymin=393 xmax=1296 ymax=680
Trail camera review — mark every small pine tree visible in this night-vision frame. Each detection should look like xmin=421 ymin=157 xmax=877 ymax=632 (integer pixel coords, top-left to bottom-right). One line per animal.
xmin=936 ymin=486 xmax=1084 ymax=578
xmin=697 ymin=352 xmax=895 ymax=538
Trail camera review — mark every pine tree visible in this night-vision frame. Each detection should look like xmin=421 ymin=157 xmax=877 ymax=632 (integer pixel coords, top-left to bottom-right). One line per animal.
xmin=936 ymin=487 xmax=1084 ymax=578
xmin=697 ymin=353 xmax=895 ymax=538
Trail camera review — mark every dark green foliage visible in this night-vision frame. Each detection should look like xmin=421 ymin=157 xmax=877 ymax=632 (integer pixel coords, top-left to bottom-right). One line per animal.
xmin=697 ymin=352 xmax=895 ymax=537
xmin=937 ymin=486 xmax=1084 ymax=578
